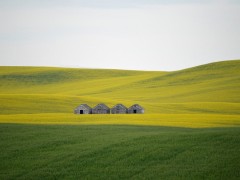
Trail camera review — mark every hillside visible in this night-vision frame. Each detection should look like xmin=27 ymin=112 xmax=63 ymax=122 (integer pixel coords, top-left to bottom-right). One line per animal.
xmin=0 ymin=60 xmax=240 ymax=115
xmin=1 ymin=60 xmax=240 ymax=179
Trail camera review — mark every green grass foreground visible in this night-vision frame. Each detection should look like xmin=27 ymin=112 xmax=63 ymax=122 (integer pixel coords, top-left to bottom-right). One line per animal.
xmin=0 ymin=124 xmax=239 ymax=179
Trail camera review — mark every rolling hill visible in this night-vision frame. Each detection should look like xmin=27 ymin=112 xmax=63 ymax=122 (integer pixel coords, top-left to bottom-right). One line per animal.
xmin=0 ymin=60 xmax=239 ymax=115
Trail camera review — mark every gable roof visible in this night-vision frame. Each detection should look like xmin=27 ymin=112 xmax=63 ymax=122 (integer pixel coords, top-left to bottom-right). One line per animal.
xmin=129 ymin=104 xmax=144 ymax=110
xmin=75 ymin=104 xmax=92 ymax=110
xmin=112 ymin=104 xmax=127 ymax=109
xmin=93 ymin=103 xmax=110 ymax=109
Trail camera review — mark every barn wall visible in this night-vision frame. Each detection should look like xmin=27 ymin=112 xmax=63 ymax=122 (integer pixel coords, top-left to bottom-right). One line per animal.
xmin=92 ymin=105 xmax=110 ymax=114
xmin=111 ymin=108 xmax=127 ymax=114
xmin=92 ymin=109 xmax=110 ymax=114
xmin=74 ymin=106 xmax=92 ymax=114
xmin=128 ymin=107 xmax=144 ymax=114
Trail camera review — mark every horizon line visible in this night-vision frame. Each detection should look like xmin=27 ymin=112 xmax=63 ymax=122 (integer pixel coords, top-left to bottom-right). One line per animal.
xmin=0 ymin=59 xmax=239 ymax=72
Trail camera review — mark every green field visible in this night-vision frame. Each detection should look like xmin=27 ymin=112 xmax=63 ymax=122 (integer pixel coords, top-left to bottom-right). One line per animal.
xmin=1 ymin=124 xmax=240 ymax=179
xmin=0 ymin=60 xmax=240 ymax=179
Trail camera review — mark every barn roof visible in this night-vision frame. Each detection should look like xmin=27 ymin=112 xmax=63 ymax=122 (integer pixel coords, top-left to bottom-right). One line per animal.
xmin=129 ymin=104 xmax=144 ymax=110
xmin=75 ymin=104 xmax=92 ymax=110
xmin=93 ymin=103 xmax=110 ymax=109
xmin=112 ymin=104 xmax=127 ymax=109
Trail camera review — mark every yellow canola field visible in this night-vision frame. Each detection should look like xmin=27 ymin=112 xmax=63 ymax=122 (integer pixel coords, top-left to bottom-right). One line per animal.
xmin=0 ymin=113 xmax=239 ymax=128
xmin=0 ymin=60 xmax=240 ymax=128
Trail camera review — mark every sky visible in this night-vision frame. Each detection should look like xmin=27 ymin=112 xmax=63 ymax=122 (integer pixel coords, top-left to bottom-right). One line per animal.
xmin=0 ymin=0 xmax=239 ymax=71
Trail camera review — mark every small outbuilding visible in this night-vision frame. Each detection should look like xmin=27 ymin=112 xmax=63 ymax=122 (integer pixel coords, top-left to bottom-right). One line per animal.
xmin=74 ymin=104 xmax=92 ymax=114
xmin=111 ymin=104 xmax=128 ymax=114
xmin=92 ymin=103 xmax=110 ymax=114
xmin=128 ymin=104 xmax=144 ymax=114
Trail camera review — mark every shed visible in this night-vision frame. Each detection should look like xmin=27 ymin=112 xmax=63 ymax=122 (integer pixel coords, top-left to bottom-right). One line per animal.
xmin=128 ymin=104 xmax=144 ymax=114
xmin=92 ymin=103 xmax=110 ymax=114
xmin=111 ymin=104 xmax=128 ymax=114
xmin=74 ymin=104 xmax=92 ymax=114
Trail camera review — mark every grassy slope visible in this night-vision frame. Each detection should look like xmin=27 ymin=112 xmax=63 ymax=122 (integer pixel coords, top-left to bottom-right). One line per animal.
xmin=0 ymin=60 xmax=240 ymax=116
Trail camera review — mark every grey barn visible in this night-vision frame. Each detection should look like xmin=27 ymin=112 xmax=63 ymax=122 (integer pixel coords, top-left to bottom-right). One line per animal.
xmin=128 ymin=104 xmax=144 ymax=114
xmin=74 ymin=104 xmax=92 ymax=114
xmin=111 ymin=104 xmax=128 ymax=114
xmin=92 ymin=103 xmax=110 ymax=114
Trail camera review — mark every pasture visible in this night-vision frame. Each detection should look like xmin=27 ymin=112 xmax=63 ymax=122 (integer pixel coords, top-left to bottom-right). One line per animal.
xmin=1 ymin=124 xmax=240 ymax=179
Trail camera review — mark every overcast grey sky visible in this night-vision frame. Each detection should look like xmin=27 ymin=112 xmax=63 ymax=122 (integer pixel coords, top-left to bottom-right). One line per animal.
xmin=0 ymin=0 xmax=239 ymax=70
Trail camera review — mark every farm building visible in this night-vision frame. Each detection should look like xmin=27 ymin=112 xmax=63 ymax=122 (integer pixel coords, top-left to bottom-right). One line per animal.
xmin=92 ymin=103 xmax=110 ymax=114
xmin=74 ymin=104 xmax=92 ymax=114
xmin=128 ymin=104 xmax=144 ymax=114
xmin=111 ymin=104 xmax=128 ymax=114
